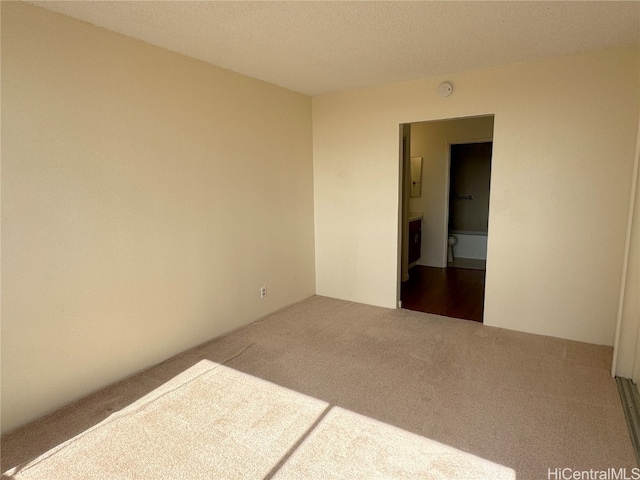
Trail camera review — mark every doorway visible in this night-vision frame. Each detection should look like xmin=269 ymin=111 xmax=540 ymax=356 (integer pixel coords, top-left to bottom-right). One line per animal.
xmin=399 ymin=115 xmax=494 ymax=322
xmin=447 ymin=141 xmax=492 ymax=271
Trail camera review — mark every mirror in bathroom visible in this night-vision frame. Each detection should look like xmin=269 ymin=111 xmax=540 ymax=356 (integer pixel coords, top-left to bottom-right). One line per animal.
xmin=410 ymin=156 xmax=423 ymax=197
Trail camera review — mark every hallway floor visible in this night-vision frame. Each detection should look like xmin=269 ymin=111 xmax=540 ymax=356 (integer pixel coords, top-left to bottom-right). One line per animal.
xmin=401 ymin=265 xmax=486 ymax=322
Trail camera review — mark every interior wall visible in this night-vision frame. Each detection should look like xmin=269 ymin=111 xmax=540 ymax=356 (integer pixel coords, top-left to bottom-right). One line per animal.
xmin=631 ymin=52 xmax=640 ymax=390
xmin=626 ymin=174 xmax=640 ymax=380
xmin=449 ymin=142 xmax=492 ymax=232
xmin=1 ymin=2 xmax=315 ymax=433
xmin=409 ymin=117 xmax=494 ymax=267
xmin=313 ymin=45 xmax=639 ymax=345
xmin=614 ymin=61 xmax=640 ymax=379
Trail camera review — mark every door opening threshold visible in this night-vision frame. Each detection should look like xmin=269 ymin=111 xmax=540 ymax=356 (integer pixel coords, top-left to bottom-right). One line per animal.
xmin=616 ymin=376 xmax=640 ymax=466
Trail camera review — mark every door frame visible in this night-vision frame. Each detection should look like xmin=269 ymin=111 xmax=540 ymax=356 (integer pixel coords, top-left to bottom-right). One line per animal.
xmin=397 ymin=124 xmax=411 ymax=308
xmin=396 ymin=115 xmax=496 ymax=311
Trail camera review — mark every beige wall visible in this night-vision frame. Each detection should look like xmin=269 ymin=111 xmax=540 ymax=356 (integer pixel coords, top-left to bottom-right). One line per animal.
xmin=409 ymin=116 xmax=494 ymax=267
xmin=613 ymin=50 xmax=640 ymax=379
xmin=313 ymin=45 xmax=639 ymax=344
xmin=1 ymin=3 xmax=315 ymax=433
xmin=614 ymin=163 xmax=639 ymax=378
xmin=626 ymin=168 xmax=640 ymax=381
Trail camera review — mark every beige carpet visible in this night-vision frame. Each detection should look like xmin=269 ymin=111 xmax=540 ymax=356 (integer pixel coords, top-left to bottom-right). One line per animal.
xmin=4 ymin=361 xmax=327 ymax=479
xmin=3 ymin=360 xmax=513 ymax=479
xmin=2 ymin=296 xmax=636 ymax=479
xmin=273 ymin=407 xmax=513 ymax=479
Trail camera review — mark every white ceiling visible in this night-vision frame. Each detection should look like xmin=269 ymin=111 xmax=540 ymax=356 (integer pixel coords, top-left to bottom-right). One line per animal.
xmin=28 ymin=1 xmax=640 ymax=96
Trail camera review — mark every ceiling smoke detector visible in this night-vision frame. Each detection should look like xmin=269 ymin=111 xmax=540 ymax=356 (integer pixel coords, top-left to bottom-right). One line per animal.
xmin=438 ymin=82 xmax=453 ymax=98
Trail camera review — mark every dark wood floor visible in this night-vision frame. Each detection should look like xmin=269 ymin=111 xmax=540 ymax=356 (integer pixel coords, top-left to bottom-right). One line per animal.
xmin=401 ymin=265 xmax=486 ymax=322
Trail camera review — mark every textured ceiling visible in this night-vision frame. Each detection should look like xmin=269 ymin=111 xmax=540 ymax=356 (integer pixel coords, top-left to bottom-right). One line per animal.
xmin=28 ymin=1 xmax=640 ymax=96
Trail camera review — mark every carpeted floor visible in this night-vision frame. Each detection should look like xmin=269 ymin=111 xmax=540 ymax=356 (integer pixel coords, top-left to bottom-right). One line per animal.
xmin=2 ymin=295 xmax=636 ymax=479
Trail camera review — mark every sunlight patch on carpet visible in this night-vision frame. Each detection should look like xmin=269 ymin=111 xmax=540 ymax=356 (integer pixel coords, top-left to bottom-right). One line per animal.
xmin=4 ymin=360 xmax=515 ymax=479
xmin=273 ymin=407 xmax=514 ymax=479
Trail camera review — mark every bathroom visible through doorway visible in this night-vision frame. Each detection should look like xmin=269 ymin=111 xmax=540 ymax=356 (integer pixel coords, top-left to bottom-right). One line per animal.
xmin=399 ymin=115 xmax=494 ymax=322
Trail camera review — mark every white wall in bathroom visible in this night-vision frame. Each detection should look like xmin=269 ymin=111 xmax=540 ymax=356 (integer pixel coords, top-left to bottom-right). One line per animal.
xmin=451 ymin=233 xmax=488 ymax=260
xmin=409 ymin=117 xmax=494 ymax=267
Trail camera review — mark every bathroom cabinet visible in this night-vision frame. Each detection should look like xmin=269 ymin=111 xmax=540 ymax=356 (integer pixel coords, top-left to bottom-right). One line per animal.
xmin=409 ymin=219 xmax=422 ymax=264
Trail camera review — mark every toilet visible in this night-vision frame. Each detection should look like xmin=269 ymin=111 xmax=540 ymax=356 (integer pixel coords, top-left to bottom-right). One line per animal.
xmin=447 ymin=235 xmax=457 ymax=263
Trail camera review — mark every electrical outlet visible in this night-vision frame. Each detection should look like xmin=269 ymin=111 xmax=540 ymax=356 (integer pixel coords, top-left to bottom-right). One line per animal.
xmin=260 ymin=286 xmax=267 ymax=299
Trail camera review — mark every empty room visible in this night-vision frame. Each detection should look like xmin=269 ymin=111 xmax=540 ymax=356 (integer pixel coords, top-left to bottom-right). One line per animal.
xmin=2 ymin=2 xmax=640 ymax=479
